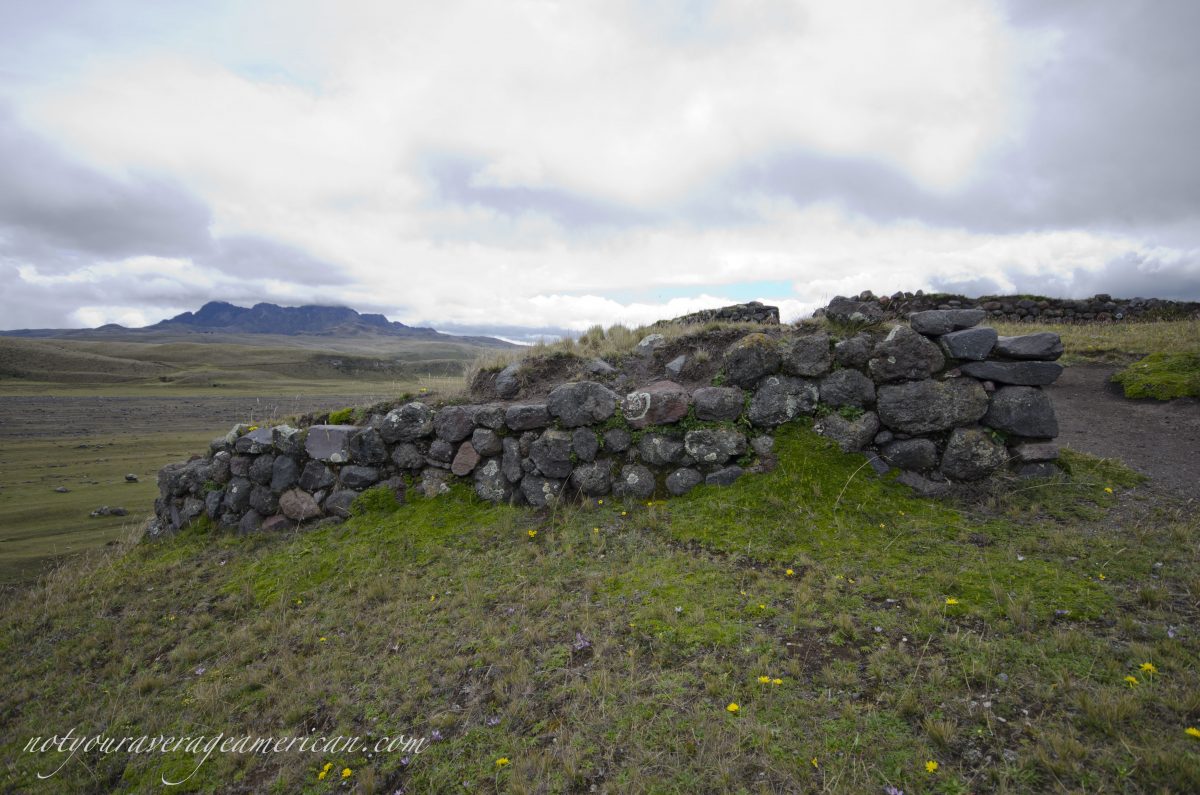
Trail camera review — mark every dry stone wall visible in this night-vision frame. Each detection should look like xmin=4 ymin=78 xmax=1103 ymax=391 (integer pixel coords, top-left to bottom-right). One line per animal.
xmin=151 ymin=308 xmax=1066 ymax=535
xmin=825 ymin=290 xmax=1200 ymax=324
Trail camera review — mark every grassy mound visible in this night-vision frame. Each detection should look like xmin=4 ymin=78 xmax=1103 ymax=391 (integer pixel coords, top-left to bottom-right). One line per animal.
xmin=1112 ymin=352 xmax=1200 ymax=400
xmin=2 ymin=426 xmax=1197 ymax=793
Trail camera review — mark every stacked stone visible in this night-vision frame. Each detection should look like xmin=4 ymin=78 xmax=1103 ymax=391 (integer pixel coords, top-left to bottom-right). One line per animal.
xmin=834 ymin=290 xmax=1200 ymax=325
xmin=666 ymin=301 xmax=781 ymax=326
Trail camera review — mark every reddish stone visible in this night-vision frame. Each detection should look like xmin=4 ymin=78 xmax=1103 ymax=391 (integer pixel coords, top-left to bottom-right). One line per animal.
xmin=279 ymin=488 xmax=321 ymax=521
xmin=623 ymin=381 xmax=691 ymax=430
xmin=451 ymin=441 xmax=481 ymax=476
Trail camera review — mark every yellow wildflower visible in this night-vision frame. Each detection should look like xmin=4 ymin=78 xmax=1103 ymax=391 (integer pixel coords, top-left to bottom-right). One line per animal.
xmin=317 ymin=769 xmax=327 ymax=780
xmin=879 ymin=523 xmax=885 ymax=528
xmin=772 ymin=678 xmax=783 ymax=686
xmin=1186 ymin=727 xmax=1200 ymax=739
xmin=341 ymin=768 xmax=352 ymax=779
xmin=1098 ymin=573 xmax=1106 ymax=581
xmin=785 ymin=568 xmax=794 ymax=576
xmin=621 ymin=510 xmax=627 ymax=516
xmin=1124 ymin=675 xmax=1139 ymax=687
xmin=598 ymin=499 xmax=603 ymax=505
xmin=1104 ymin=487 xmax=1113 ymax=494
xmin=925 ymin=760 xmax=939 ymax=773
xmin=945 ymin=597 xmax=959 ymax=606
xmin=758 ymin=675 xmax=771 ymax=684
xmin=1140 ymin=662 xmax=1158 ymax=675
xmin=319 ymin=636 xmax=327 ymax=643
xmin=811 ymin=757 xmax=818 ymax=768
xmin=527 ymin=529 xmax=537 ymax=539
xmin=495 ymin=757 xmax=510 ymax=767
xmin=758 ymin=604 xmax=766 ymax=610
xmin=726 ymin=702 xmax=740 ymax=713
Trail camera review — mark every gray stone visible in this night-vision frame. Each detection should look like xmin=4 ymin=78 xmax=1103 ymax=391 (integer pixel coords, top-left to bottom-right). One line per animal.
xmin=204 ymin=489 xmax=223 ymax=520
xmin=683 ymin=428 xmax=747 ymax=464
xmin=994 ymin=332 xmax=1064 ymax=361
xmin=874 ymin=430 xmax=894 ymax=446
xmin=623 ymin=380 xmax=690 ymax=429
xmin=819 ymin=369 xmax=875 ymax=408
xmin=814 ymin=411 xmax=880 ymax=452
xmin=909 ymin=309 xmax=986 ymax=336
xmin=705 ymin=465 xmax=744 ymax=487
xmin=520 ymin=474 xmax=564 ymax=507
xmin=505 ymin=403 xmax=551 ymax=431
xmin=380 ymin=402 xmax=434 ymax=443
xmin=227 ymin=455 xmax=251 ymax=479
xmin=960 ymin=360 xmax=1063 ymax=386
xmin=530 ymin=429 xmax=575 ymax=478
xmin=518 ymin=431 xmax=539 ymax=456
xmin=474 ymin=458 xmax=513 ymax=503
xmin=570 ymin=460 xmax=613 ymax=496
xmin=279 ymin=488 xmax=322 ymax=521
xmin=602 ymin=427 xmax=632 ymax=453
xmin=666 ymin=467 xmax=703 ymax=496
xmin=824 ymin=296 xmax=884 ymax=325
xmin=866 ymin=453 xmax=891 ymax=475
xmin=833 ymin=333 xmax=874 ymax=369
xmin=940 ymin=427 xmax=1009 ymax=481
xmin=210 ymin=451 xmax=231 ymax=485
xmin=298 ymin=460 xmax=334 ymax=492
xmin=420 ymin=469 xmax=453 ymax=497
xmin=248 ymin=453 xmax=275 ymax=485
xmin=340 ymin=465 xmax=380 ymax=489
xmin=501 ymin=437 xmax=523 ymax=483
xmin=234 ymin=426 xmax=274 ymax=454
xmin=939 ymin=327 xmax=997 ymax=361
xmin=665 ymin=355 xmax=687 ymax=379
xmin=780 ymin=331 xmax=832 ymax=377
xmin=612 ymin=464 xmax=656 ymax=499
xmin=748 ymin=375 xmax=818 ymax=427
xmin=868 ymin=325 xmax=945 ymax=383
xmin=494 ymin=362 xmax=522 ymax=399
xmin=896 ymin=470 xmax=952 ymax=497
xmin=238 ymin=510 xmax=263 ymax=534
xmin=270 ymin=456 xmax=300 ymax=493
xmin=1017 ymin=462 xmax=1060 ymax=478
xmin=249 ymin=485 xmax=279 ymax=515
xmin=304 ymin=425 xmax=357 ymax=463
xmin=638 ymin=433 xmax=685 ymax=466
xmin=586 ymin=358 xmax=617 ymax=376
xmin=222 ymin=476 xmax=252 ymax=514
xmin=471 ymin=427 xmax=503 ymax=457
xmin=636 ymin=334 xmax=666 ymax=355
xmin=984 ymin=386 xmax=1058 ymax=438
xmin=548 ymin=381 xmax=619 ymax=427
xmin=472 ymin=403 xmax=506 ymax=430
xmin=157 ymin=458 xmax=212 ymax=497
xmin=1011 ymin=441 xmax=1059 ymax=462
xmin=692 ymin=386 xmax=745 ymax=421
xmin=880 ymin=438 xmax=939 ymax=470
xmin=434 ymin=405 xmax=476 ymax=442
xmin=451 ymin=442 xmax=481 ymax=476
xmin=323 ymin=490 xmax=359 ymax=519
xmin=271 ymin=425 xmax=306 ymax=456
xmin=876 ymin=379 xmax=989 ymax=434
xmin=750 ymin=435 xmax=774 ymax=456
xmin=572 ymin=428 xmax=599 ymax=462
xmin=723 ymin=333 xmax=781 ymax=388
xmin=391 ymin=443 xmax=426 ymax=470
xmin=349 ymin=428 xmax=388 ymax=464
xmin=261 ymin=514 xmax=292 ymax=532
xmin=426 ymin=439 xmax=454 ymax=466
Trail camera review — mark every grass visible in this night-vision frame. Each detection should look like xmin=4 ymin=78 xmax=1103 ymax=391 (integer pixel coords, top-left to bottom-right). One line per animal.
xmin=1111 ymin=352 xmax=1200 ymax=400
xmin=2 ymin=424 xmax=1197 ymax=793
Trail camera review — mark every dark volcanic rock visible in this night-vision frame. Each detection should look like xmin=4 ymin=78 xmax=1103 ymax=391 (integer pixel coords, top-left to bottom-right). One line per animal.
xmin=994 ymin=333 xmax=1064 ymax=361
xmin=304 ymin=425 xmax=356 ymax=463
xmin=683 ymin=428 xmax=747 ymax=464
xmin=868 ymin=325 xmax=945 ymax=383
xmin=723 ymin=333 xmax=781 ymax=388
xmin=380 ymin=402 xmax=434 ymax=442
xmin=960 ymin=360 xmax=1063 ymax=386
xmin=780 ymin=331 xmax=832 ymax=377
xmin=505 ymin=403 xmax=551 ymax=431
xmin=692 ymin=386 xmax=745 ymax=421
xmin=612 ymin=464 xmax=656 ymax=499
xmin=666 ymin=467 xmax=703 ymax=496
xmin=814 ymin=411 xmax=880 ymax=452
xmin=434 ymin=405 xmax=475 ymax=442
xmin=880 ymin=438 xmax=939 ymax=470
xmin=909 ymin=309 xmax=986 ymax=336
xmin=940 ymin=427 xmax=1008 ymax=481
xmin=570 ymin=460 xmax=613 ymax=496
xmin=938 ymin=327 xmax=997 ymax=361
xmin=876 ymin=378 xmax=989 ymax=434
xmin=748 ymin=375 xmax=818 ymax=427
xmin=819 ymin=369 xmax=875 ymax=408
xmin=530 ymin=430 xmax=575 ymax=478
xmin=984 ymin=386 xmax=1058 ymax=438
xmin=548 ymin=381 xmax=619 ymax=427
xmin=623 ymin=380 xmax=690 ymax=429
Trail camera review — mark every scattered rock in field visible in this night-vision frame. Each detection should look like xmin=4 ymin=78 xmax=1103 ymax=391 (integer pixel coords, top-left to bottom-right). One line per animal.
xmin=54 ymin=486 xmax=70 ymax=493
xmin=89 ymin=506 xmax=128 ymax=518
xmin=124 ymin=473 xmax=139 ymax=483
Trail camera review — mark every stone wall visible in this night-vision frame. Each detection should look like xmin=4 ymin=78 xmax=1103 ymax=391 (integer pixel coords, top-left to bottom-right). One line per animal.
xmin=152 ymin=308 xmax=1065 ymax=535
xmin=665 ymin=301 xmax=781 ymax=326
xmin=823 ymin=290 xmax=1200 ymax=324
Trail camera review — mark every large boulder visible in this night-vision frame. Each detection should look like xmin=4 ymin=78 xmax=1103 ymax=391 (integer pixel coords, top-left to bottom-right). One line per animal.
xmin=570 ymin=460 xmax=613 ymax=496
xmin=380 ymin=402 xmax=434 ymax=443
xmin=723 ymin=333 xmax=781 ymax=388
xmin=638 ymin=433 xmax=685 ymax=466
xmin=814 ymin=411 xmax=880 ymax=452
xmin=748 ymin=375 xmax=818 ymax=427
xmin=824 ymin=296 xmax=884 ymax=325
xmin=960 ymin=360 xmax=1063 ymax=386
xmin=505 ymin=403 xmax=551 ymax=431
xmin=612 ymin=464 xmax=656 ymax=499
xmin=780 ymin=332 xmax=832 ymax=377
xmin=548 ymin=381 xmax=619 ymax=427
xmin=868 ymin=326 xmax=945 ymax=383
xmin=880 ymin=438 xmax=939 ymax=470
xmin=876 ymin=378 xmax=989 ymax=434
xmin=938 ymin=327 xmax=997 ymax=361
xmin=909 ymin=309 xmax=986 ymax=336
xmin=940 ymin=427 xmax=1008 ymax=481
xmin=249 ymin=485 xmax=279 ymax=516
xmin=994 ymin=333 xmax=1064 ymax=361
xmin=623 ymin=380 xmax=690 ymax=429
xmin=984 ymin=386 xmax=1058 ymax=438
xmin=683 ymin=428 xmax=747 ymax=464
xmin=692 ymin=386 xmax=745 ymax=421
xmin=819 ymin=369 xmax=875 ymax=408
xmin=530 ymin=429 xmax=575 ymax=478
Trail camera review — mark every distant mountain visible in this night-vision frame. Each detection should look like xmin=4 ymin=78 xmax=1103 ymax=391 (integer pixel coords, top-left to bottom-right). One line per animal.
xmin=0 ymin=301 xmax=516 ymax=348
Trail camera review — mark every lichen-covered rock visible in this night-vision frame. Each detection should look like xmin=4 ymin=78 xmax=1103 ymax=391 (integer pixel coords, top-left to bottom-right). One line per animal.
xmin=271 ymin=425 xmax=306 ymax=456
xmin=349 ymin=427 xmax=388 ymax=464
xmin=229 ymin=455 xmax=250 ymax=478
xmin=613 ymin=464 xmax=655 ymax=499
xmin=748 ymin=375 xmax=818 ymax=427
xmin=876 ymin=378 xmax=989 ymax=434
xmin=638 ymin=433 xmax=684 ymax=466
xmin=909 ymin=309 xmax=986 ymax=336
xmin=780 ymin=331 xmax=831 ymax=377
xmin=750 ymin=435 xmax=774 ymax=456
xmin=380 ymin=402 xmax=434 ymax=443
xmin=994 ymin=332 xmax=1064 ymax=361
xmin=880 ymin=438 xmax=939 ymax=470
xmin=692 ymin=386 xmax=745 ymax=421
xmin=623 ymin=380 xmax=690 ymax=429
xmin=222 ymin=476 xmax=252 ymax=514
xmin=570 ymin=460 xmax=613 ymax=496
xmin=494 ymin=362 xmax=522 ymax=399
xmin=636 ymin=334 xmax=666 ymax=355
xmin=270 ymin=455 xmax=300 ymax=493
xmin=868 ymin=326 xmax=945 ymax=383
xmin=234 ymin=426 xmax=274 ymax=455
xmin=666 ymin=467 xmax=703 ymax=496
xmin=434 ymin=405 xmax=476 ymax=442
xmin=471 ymin=428 xmax=503 ymax=457
xmin=984 ymin=386 xmax=1058 ymax=438
xmin=247 ymin=453 xmax=275 ymax=486
xmin=279 ymin=488 xmax=321 ymax=521
xmin=960 ymin=360 xmax=1063 ymax=386
xmin=501 ymin=437 xmax=523 ymax=483
xmin=305 ymin=425 xmax=356 ymax=463
xmin=572 ymin=428 xmax=599 ymax=462
xmin=834 ymin=333 xmax=874 ymax=369
xmin=530 ymin=429 xmax=575 ymax=478
xmin=210 ymin=451 xmax=231 ymax=485
xmin=705 ymin=465 xmax=744 ymax=487
xmin=520 ymin=474 xmax=564 ymax=507
xmin=249 ymin=485 xmax=279 ymax=515
xmin=387 ymin=443 xmax=422 ymax=470
xmin=938 ymin=327 xmax=997 ymax=361
xmin=723 ymin=333 xmax=781 ymax=388
xmin=683 ymin=428 xmax=747 ymax=464
xmin=819 ymin=369 xmax=875 ymax=408
xmin=940 ymin=427 xmax=1008 ymax=481
xmin=548 ymin=381 xmax=619 ymax=427
xmin=472 ymin=403 xmax=507 ymax=430
xmin=505 ymin=403 xmax=551 ymax=431
xmin=204 ymin=489 xmax=224 ymax=520
xmin=587 ymin=358 xmax=617 ymax=376
xmin=602 ymin=427 xmax=632 ymax=453
xmin=420 ymin=469 xmax=453 ymax=497
xmin=451 ymin=442 xmax=481 ymax=476
xmin=474 ymin=458 xmax=513 ymax=503
xmin=814 ymin=411 xmax=880 ymax=452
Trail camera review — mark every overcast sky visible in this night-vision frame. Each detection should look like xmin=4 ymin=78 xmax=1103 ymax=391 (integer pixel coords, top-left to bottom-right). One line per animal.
xmin=1 ymin=0 xmax=1198 ymax=339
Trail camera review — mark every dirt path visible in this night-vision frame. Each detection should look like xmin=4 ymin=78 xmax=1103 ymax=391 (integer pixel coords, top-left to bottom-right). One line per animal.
xmin=1046 ymin=364 xmax=1200 ymax=496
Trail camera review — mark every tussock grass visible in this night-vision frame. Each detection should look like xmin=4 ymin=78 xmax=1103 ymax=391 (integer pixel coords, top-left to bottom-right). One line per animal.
xmin=2 ymin=424 xmax=1198 ymax=793
xmin=1111 ymin=352 xmax=1200 ymax=400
